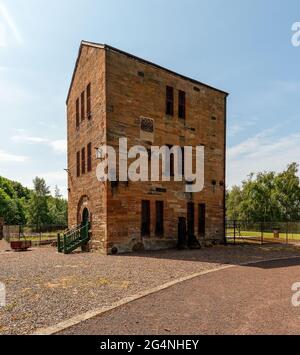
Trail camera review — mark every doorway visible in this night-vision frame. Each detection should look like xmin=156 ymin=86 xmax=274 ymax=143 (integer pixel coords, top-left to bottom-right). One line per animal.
xmin=198 ymin=204 xmax=206 ymax=238
xmin=82 ymin=208 xmax=90 ymax=227
xmin=187 ymin=202 xmax=195 ymax=237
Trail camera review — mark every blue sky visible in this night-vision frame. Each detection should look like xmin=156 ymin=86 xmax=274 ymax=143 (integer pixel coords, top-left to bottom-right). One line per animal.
xmin=0 ymin=0 xmax=300 ymax=197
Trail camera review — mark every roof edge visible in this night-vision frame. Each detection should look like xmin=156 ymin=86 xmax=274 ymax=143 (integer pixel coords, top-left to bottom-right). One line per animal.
xmin=66 ymin=41 xmax=229 ymax=104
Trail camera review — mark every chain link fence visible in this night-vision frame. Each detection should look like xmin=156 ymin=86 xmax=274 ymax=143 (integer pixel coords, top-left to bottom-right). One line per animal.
xmin=226 ymin=220 xmax=300 ymax=246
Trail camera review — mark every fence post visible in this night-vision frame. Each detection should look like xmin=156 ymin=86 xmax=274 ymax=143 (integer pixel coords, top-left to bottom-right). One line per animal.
xmin=261 ymin=222 xmax=264 ymax=245
xmin=57 ymin=233 xmax=61 ymax=253
xmin=286 ymin=222 xmax=289 ymax=246
xmin=63 ymin=234 xmax=67 ymax=254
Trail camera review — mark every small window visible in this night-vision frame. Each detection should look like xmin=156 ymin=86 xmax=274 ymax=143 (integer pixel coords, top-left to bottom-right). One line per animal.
xmin=76 ymin=151 xmax=80 ymax=177
xmin=155 ymin=201 xmax=164 ymax=236
xmin=81 ymin=91 xmax=85 ymax=121
xmin=87 ymin=143 xmax=92 ymax=172
xmin=141 ymin=200 xmax=150 ymax=237
xmin=166 ymin=86 xmax=174 ymax=116
xmin=81 ymin=147 xmax=86 ymax=175
xmin=76 ymin=98 xmax=80 ymax=129
xmin=86 ymin=83 xmax=91 ymax=119
xmin=141 ymin=117 xmax=154 ymax=133
xmin=178 ymin=90 xmax=186 ymax=119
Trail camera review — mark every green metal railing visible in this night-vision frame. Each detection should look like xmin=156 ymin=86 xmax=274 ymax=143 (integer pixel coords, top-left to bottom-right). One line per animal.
xmin=57 ymin=223 xmax=90 ymax=254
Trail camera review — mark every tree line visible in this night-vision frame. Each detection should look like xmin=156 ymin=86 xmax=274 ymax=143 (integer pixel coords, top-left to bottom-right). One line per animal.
xmin=0 ymin=176 xmax=68 ymax=228
xmin=226 ymin=163 xmax=300 ymax=222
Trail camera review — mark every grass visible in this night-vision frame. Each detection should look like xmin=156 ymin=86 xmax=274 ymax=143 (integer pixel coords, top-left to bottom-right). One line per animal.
xmin=227 ymin=229 xmax=300 ymax=241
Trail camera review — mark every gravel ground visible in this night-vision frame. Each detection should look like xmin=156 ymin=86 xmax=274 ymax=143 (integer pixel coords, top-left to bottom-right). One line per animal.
xmin=0 ymin=239 xmax=300 ymax=335
xmin=60 ymin=258 xmax=300 ymax=335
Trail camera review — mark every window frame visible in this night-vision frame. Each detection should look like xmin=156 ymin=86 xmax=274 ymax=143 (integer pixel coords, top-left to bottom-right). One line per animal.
xmin=166 ymin=86 xmax=174 ymax=116
xmin=178 ymin=90 xmax=186 ymax=119
xmin=81 ymin=91 xmax=85 ymax=121
xmin=87 ymin=142 xmax=92 ymax=172
xmin=86 ymin=83 xmax=91 ymax=119
xmin=76 ymin=151 xmax=80 ymax=177
xmin=76 ymin=98 xmax=80 ymax=129
xmin=81 ymin=147 xmax=86 ymax=175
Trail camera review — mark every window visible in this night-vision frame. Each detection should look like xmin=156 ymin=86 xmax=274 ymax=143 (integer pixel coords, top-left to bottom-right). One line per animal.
xmin=81 ymin=91 xmax=85 ymax=121
xmin=155 ymin=201 xmax=164 ymax=236
xmin=141 ymin=200 xmax=150 ymax=237
xmin=87 ymin=143 xmax=92 ymax=172
xmin=81 ymin=147 xmax=86 ymax=175
xmin=178 ymin=90 xmax=186 ymax=119
xmin=86 ymin=83 xmax=91 ymax=119
xmin=76 ymin=98 xmax=80 ymax=128
xmin=76 ymin=151 xmax=80 ymax=177
xmin=166 ymin=86 xmax=174 ymax=116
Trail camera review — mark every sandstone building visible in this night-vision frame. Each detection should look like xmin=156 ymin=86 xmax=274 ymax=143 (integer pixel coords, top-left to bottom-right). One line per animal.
xmin=66 ymin=41 xmax=228 ymax=254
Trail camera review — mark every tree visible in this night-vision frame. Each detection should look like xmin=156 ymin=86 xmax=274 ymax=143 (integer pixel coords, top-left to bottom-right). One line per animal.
xmin=27 ymin=177 xmax=51 ymax=230
xmin=48 ymin=186 xmax=68 ymax=226
xmin=226 ymin=163 xmax=300 ymax=222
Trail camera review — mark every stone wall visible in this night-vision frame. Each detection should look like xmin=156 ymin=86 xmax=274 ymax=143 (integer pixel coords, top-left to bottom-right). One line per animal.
xmin=67 ymin=43 xmax=227 ymax=254
xmin=67 ymin=45 xmax=108 ymax=252
xmin=105 ymin=47 xmax=227 ymax=253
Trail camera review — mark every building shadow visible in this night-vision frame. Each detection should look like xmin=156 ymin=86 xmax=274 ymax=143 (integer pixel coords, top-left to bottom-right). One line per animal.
xmin=119 ymin=244 xmax=300 ymax=270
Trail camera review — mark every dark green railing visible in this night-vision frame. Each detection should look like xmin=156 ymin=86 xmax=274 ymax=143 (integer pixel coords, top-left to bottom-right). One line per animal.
xmin=57 ymin=224 xmax=90 ymax=254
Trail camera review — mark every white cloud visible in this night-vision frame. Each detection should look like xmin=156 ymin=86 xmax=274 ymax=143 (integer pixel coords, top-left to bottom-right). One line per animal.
xmin=11 ymin=132 xmax=66 ymax=155
xmin=0 ymin=149 xmax=28 ymax=163
xmin=228 ymin=116 xmax=258 ymax=138
xmin=227 ymin=129 xmax=300 ymax=187
xmin=49 ymin=140 xmax=67 ymax=154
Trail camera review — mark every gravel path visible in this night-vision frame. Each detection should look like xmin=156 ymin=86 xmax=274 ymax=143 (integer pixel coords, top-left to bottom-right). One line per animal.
xmin=0 ymin=243 xmax=300 ymax=335
xmin=60 ymin=258 xmax=300 ymax=335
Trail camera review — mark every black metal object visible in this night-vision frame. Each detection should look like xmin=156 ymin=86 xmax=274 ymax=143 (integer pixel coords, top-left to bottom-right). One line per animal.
xmin=177 ymin=217 xmax=187 ymax=250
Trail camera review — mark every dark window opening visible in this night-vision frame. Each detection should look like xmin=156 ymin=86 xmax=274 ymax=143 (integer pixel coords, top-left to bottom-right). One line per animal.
xmin=76 ymin=151 xmax=80 ymax=177
xmin=141 ymin=200 xmax=150 ymax=237
xmin=178 ymin=90 xmax=186 ymax=119
xmin=87 ymin=83 xmax=91 ymax=119
xmin=181 ymin=147 xmax=185 ymax=177
xmin=76 ymin=98 xmax=80 ymax=129
xmin=155 ymin=201 xmax=164 ymax=236
xmin=198 ymin=204 xmax=206 ymax=237
xmin=87 ymin=143 xmax=92 ymax=172
xmin=81 ymin=147 xmax=86 ymax=175
xmin=166 ymin=86 xmax=174 ymax=116
xmin=187 ymin=202 xmax=195 ymax=237
xmin=138 ymin=71 xmax=145 ymax=77
xmin=167 ymin=145 xmax=174 ymax=177
xmin=81 ymin=91 xmax=85 ymax=121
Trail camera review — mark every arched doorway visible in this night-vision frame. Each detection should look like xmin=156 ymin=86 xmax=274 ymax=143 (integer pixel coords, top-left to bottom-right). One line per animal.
xmin=82 ymin=208 xmax=90 ymax=227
